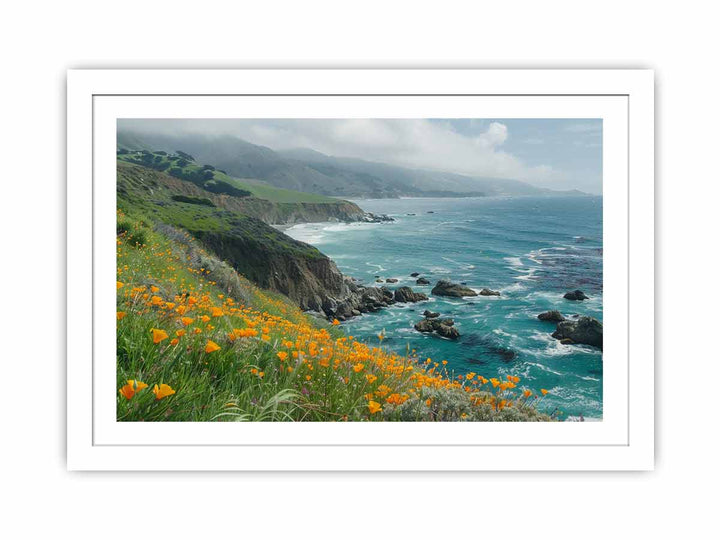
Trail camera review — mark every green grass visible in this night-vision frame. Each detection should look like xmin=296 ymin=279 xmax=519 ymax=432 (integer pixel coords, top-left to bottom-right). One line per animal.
xmin=118 ymin=150 xmax=338 ymax=203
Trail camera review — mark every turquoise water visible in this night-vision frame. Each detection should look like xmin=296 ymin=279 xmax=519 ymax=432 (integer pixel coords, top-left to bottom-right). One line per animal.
xmin=285 ymin=196 xmax=603 ymax=419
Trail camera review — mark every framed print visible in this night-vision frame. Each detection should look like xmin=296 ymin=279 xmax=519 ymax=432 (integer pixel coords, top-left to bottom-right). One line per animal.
xmin=67 ymin=69 xmax=654 ymax=470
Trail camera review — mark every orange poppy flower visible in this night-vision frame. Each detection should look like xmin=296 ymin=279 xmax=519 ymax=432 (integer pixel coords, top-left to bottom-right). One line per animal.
xmin=368 ymin=401 xmax=382 ymax=414
xmin=205 ymin=340 xmax=221 ymax=353
xmin=151 ymin=328 xmax=169 ymax=344
xmin=152 ymin=383 xmax=176 ymax=400
xmin=118 ymin=379 xmax=147 ymax=400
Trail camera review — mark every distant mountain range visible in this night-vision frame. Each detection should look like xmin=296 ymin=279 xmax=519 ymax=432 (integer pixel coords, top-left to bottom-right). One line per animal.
xmin=117 ymin=131 xmax=587 ymax=199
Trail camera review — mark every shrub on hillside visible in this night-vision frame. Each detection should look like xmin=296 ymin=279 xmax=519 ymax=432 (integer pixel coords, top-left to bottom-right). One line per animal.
xmin=171 ymin=194 xmax=216 ymax=207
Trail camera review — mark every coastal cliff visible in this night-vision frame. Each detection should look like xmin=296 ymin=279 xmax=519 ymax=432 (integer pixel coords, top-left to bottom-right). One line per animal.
xmin=117 ymin=160 xmax=379 ymax=314
xmin=193 ymin=227 xmax=350 ymax=313
xmin=117 ymin=160 xmax=368 ymax=225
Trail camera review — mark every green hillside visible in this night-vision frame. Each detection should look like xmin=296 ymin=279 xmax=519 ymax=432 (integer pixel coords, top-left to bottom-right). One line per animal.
xmin=117 ymin=148 xmax=337 ymax=203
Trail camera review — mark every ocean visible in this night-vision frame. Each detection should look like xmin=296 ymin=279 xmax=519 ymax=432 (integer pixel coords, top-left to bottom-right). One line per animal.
xmin=285 ymin=196 xmax=603 ymax=419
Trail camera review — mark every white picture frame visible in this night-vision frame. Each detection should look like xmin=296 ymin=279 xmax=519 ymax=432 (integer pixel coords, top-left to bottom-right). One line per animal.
xmin=67 ymin=69 xmax=654 ymax=471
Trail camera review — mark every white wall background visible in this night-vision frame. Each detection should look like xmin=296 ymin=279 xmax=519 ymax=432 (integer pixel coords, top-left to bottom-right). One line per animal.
xmin=0 ymin=1 xmax=715 ymax=538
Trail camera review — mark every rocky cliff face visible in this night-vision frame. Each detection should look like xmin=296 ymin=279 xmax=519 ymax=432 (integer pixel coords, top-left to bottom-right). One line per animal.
xmin=194 ymin=227 xmax=419 ymax=319
xmin=193 ymin=228 xmax=349 ymax=313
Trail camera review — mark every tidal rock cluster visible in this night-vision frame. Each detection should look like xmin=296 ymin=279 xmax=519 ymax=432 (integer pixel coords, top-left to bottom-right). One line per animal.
xmin=431 ymin=280 xmax=479 ymax=297
xmin=551 ymin=316 xmax=603 ymax=350
xmin=414 ymin=317 xmax=460 ymax=339
xmin=537 ymin=302 xmax=602 ymax=350
xmin=563 ymin=289 xmax=589 ymax=301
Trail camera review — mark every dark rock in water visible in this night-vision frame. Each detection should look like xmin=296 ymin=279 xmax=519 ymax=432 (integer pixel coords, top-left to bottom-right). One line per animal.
xmin=563 ymin=289 xmax=589 ymax=301
xmin=374 ymin=275 xmax=380 ymax=278
xmin=410 ymin=272 xmax=420 ymax=277
xmin=362 ymin=212 xmax=394 ymax=223
xmin=406 ymin=213 xmax=416 ymax=216
xmin=435 ymin=323 xmax=460 ymax=339
xmin=431 ymin=279 xmax=478 ymax=297
xmin=385 ymin=278 xmax=398 ymax=283
xmin=380 ymin=287 xmax=394 ymax=300
xmin=479 ymin=288 xmax=501 ymax=296
xmin=552 ymin=316 xmax=603 ymax=350
xmin=414 ymin=319 xmax=434 ymax=333
xmin=560 ymin=338 xmax=574 ymax=345
xmin=538 ymin=310 xmax=566 ymax=322
xmin=423 ymin=310 xmax=440 ymax=318
xmin=375 ymin=279 xmax=384 ymax=283
xmin=416 ymin=277 xmax=430 ymax=285
xmin=487 ymin=346 xmax=517 ymax=362
xmin=394 ymin=286 xmax=428 ymax=303
xmin=414 ymin=317 xmax=459 ymax=339
xmin=460 ymin=281 xmax=467 ymax=285
xmin=427 ymin=211 xmax=434 ymax=213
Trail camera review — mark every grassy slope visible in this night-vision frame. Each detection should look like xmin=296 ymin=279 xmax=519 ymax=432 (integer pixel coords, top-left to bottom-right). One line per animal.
xmin=117 ymin=160 xmax=324 ymax=260
xmin=116 ymin=212 xmax=554 ymax=422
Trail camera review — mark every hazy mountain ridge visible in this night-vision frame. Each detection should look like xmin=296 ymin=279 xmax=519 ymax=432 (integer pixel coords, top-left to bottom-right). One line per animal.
xmin=118 ymin=131 xmax=586 ymax=198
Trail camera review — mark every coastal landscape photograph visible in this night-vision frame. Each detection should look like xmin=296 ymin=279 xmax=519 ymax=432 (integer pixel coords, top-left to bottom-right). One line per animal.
xmin=116 ymin=118 xmax=603 ymax=422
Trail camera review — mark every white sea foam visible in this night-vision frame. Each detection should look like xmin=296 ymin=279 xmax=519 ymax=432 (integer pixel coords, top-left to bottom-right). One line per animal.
xmin=365 ymin=262 xmax=387 ymax=273
xmin=441 ymin=257 xmax=476 ymax=270
xmin=500 ymin=282 xmax=525 ymax=293
xmin=525 ymin=362 xmax=565 ymax=376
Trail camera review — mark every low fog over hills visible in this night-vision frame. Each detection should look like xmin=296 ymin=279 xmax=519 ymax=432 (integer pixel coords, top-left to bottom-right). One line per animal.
xmin=117 ymin=129 xmax=589 ymax=199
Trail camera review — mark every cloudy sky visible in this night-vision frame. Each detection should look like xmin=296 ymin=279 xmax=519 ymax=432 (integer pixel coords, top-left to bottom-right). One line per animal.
xmin=120 ymin=118 xmax=602 ymax=194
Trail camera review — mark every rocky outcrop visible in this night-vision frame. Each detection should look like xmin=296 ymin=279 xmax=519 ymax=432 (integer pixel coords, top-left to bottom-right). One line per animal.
xmin=414 ymin=317 xmax=460 ymax=339
xmin=479 ymin=288 xmax=500 ymax=296
xmin=563 ymin=289 xmax=589 ymax=301
xmin=416 ymin=277 xmax=430 ymax=285
xmin=423 ymin=310 xmax=440 ymax=318
xmin=551 ymin=316 xmax=603 ymax=350
xmin=394 ymin=286 xmax=428 ymax=303
xmin=328 ymin=283 xmax=396 ymax=319
xmin=410 ymin=272 xmax=420 ymax=277
xmin=361 ymin=212 xmax=394 ymax=223
xmin=431 ymin=280 xmax=478 ymax=297
xmin=194 ymin=225 xmax=352 ymax=315
xmin=538 ymin=310 xmax=566 ymax=322
xmin=385 ymin=278 xmax=398 ymax=283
